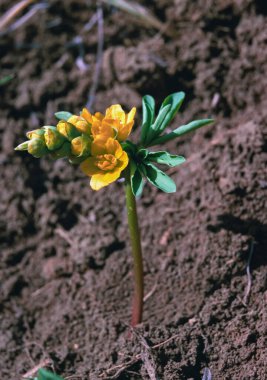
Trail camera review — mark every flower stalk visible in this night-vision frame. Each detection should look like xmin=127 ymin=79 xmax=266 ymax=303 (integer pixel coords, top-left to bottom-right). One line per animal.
xmin=125 ymin=167 xmax=144 ymax=326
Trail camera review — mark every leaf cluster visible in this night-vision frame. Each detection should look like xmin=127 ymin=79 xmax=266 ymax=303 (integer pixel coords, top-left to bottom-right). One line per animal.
xmin=27 ymin=368 xmax=64 ymax=380
xmin=125 ymin=92 xmax=213 ymax=196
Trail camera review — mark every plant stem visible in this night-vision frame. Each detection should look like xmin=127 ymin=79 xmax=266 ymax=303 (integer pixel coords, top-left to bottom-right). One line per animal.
xmin=125 ymin=170 xmax=144 ymax=326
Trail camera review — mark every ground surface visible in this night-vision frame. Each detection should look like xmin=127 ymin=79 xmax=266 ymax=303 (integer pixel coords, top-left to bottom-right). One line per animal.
xmin=0 ymin=0 xmax=267 ymax=379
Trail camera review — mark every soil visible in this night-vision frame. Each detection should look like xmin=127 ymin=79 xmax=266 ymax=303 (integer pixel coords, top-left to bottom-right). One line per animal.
xmin=0 ymin=0 xmax=267 ymax=379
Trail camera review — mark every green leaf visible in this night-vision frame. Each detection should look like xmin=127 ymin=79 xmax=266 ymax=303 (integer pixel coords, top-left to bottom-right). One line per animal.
xmin=0 ymin=74 xmax=14 ymax=86
xmin=157 ymin=92 xmax=185 ymax=133
xmin=130 ymin=161 xmax=144 ymax=197
xmin=137 ymin=148 xmax=149 ymax=160
xmin=146 ymin=151 xmax=186 ymax=167
xmin=142 ymin=162 xmax=176 ymax=193
xmin=141 ymin=95 xmax=155 ymax=145
xmin=149 ymin=119 xmax=214 ymax=146
xmin=121 ymin=140 xmax=137 ymax=155
xmin=38 ymin=369 xmax=64 ymax=380
xmin=146 ymin=104 xmax=171 ymax=143
xmin=54 ymin=111 xmax=73 ymax=121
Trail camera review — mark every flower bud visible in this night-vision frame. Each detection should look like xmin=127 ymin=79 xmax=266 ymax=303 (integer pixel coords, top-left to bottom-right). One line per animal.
xmin=15 ymin=141 xmax=30 ymax=151
xmin=71 ymin=135 xmax=91 ymax=157
xmin=57 ymin=120 xmax=81 ymax=141
xmin=28 ymin=138 xmax=49 ymax=158
xmin=44 ymin=127 xmax=66 ymax=150
xmin=26 ymin=128 xmax=45 ymax=140
xmin=68 ymin=115 xmax=91 ymax=135
xmin=50 ymin=141 xmax=71 ymax=159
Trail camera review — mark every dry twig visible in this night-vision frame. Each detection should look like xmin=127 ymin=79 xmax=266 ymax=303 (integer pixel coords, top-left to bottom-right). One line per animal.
xmin=0 ymin=0 xmax=35 ymax=32
xmin=4 ymin=3 xmax=48 ymax=34
xmin=99 ymin=332 xmax=180 ymax=378
xmin=22 ymin=358 xmax=53 ymax=378
xmin=243 ymin=239 xmax=255 ymax=306
xmin=143 ymin=282 xmax=157 ymax=302
xmin=86 ymin=6 xmax=104 ymax=111
xmin=133 ymin=330 xmax=157 ymax=380
xmin=100 ymin=0 xmax=164 ymax=31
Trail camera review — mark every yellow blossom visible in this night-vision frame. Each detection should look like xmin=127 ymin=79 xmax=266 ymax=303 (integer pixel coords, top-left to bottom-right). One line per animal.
xmin=81 ymin=108 xmax=114 ymax=139
xmin=81 ymin=108 xmax=104 ymax=125
xmin=81 ymin=105 xmax=136 ymax=142
xmin=68 ymin=115 xmax=91 ymax=135
xmin=80 ymin=137 xmax=129 ymax=190
xmin=104 ymin=104 xmax=136 ymax=141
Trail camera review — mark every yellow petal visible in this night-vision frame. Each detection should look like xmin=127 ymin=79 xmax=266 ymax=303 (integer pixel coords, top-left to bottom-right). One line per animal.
xmin=80 ymin=157 xmax=101 ymax=176
xmin=68 ymin=115 xmax=90 ymax=135
xmin=90 ymin=167 xmax=122 ymax=190
xmin=106 ymin=138 xmax=122 ymax=156
xmin=81 ymin=108 xmax=93 ymax=124
xmin=126 ymin=107 xmax=136 ymax=123
xmin=91 ymin=121 xmax=114 ymax=139
xmin=91 ymin=151 xmax=128 ymax=190
xmin=91 ymin=135 xmax=108 ymax=156
xmin=117 ymin=151 xmax=129 ymax=170
xmin=105 ymin=104 xmax=126 ymax=124
xmin=93 ymin=112 xmax=104 ymax=122
xmin=117 ymin=121 xmax=134 ymax=141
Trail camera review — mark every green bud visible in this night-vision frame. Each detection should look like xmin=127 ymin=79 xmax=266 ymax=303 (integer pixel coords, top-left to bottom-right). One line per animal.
xmin=71 ymin=135 xmax=91 ymax=157
xmin=57 ymin=120 xmax=81 ymax=141
xmin=26 ymin=128 xmax=45 ymax=140
xmin=50 ymin=141 xmax=71 ymax=159
xmin=28 ymin=138 xmax=49 ymax=158
xmin=44 ymin=127 xmax=66 ymax=151
xmin=15 ymin=141 xmax=30 ymax=151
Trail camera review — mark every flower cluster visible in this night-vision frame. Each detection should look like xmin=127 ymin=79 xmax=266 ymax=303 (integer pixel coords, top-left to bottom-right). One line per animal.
xmin=16 ymin=92 xmax=213 ymax=196
xmin=16 ymin=105 xmax=136 ymax=190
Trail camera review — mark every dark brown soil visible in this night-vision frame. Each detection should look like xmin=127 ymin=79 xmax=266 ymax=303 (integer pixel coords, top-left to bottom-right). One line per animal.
xmin=1 ymin=0 xmax=267 ymax=379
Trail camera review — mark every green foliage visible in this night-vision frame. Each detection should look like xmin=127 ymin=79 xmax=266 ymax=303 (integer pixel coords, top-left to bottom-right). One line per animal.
xmin=129 ymin=92 xmax=214 ymax=197
xmin=54 ymin=111 xmax=73 ymax=121
xmin=150 ymin=118 xmax=214 ymax=146
xmin=141 ymin=92 xmax=185 ymax=145
xmin=142 ymin=163 xmax=176 ymax=193
xmin=37 ymin=369 xmax=64 ymax=380
xmin=155 ymin=91 xmax=185 ymax=134
xmin=130 ymin=161 xmax=144 ymax=197
xmin=146 ymin=151 xmax=185 ymax=167
xmin=141 ymin=95 xmax=155 ymax=145
xmin=146 ymin=104 xmax=171 ymax=143
xmin=0 ymin=74 xmax=14 ymax=86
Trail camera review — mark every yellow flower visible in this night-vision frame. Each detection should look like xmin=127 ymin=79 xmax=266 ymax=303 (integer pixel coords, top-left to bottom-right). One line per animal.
xmin=104 ymin=104 xmax=136 ymax=141
xmin=81 ymin=105 xmax=136 ymax=142
xmin=91 ymin=119 xmax=115 ymax=139
xmin=80 ymin=137 xmax=129 ymax=190
xmin=81 ymin=108 xmax=104 ymax=125
xmin=68 ymin=115 xmax=90 ymax=135
xmin=81 ymin=108 xmax=114 ymax=139
xmin=71 ymin=135 xmax=91 ymax=157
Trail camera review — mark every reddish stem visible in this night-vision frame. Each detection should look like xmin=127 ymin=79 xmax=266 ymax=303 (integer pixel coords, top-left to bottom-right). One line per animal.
xmin=125 ymin=171 xmax=144 ymax=326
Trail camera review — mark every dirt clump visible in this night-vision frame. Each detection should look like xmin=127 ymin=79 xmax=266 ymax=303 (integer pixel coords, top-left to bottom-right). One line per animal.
xmin=0 ymin=0 xmax=266 ymax=379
